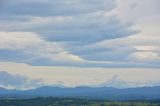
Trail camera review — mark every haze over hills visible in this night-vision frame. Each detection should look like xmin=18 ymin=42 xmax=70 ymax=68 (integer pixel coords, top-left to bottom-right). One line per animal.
xmin=0 ymin=86 xmax=160 ymax=101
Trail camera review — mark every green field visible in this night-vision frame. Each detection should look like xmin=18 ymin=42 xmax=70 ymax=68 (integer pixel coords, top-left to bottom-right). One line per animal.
xmin=0 ymin=97 xmax=160 ymax=106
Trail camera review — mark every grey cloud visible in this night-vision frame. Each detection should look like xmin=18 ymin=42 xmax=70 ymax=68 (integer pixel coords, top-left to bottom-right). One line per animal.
xmin=68 ymin=45 xmax=136 ymax=61
xmin=0 ymin=0 xmax=145 ymax=68
xmin=0 ymin=71 xmax=43 ymax=89
xmin=1 ymin=0 xmax=116 ymax=16
xmin=0 ymin=50 xmax=34 ymax=63
xmin=0 ymin=0 xmax=137 ymax=45
xmin=0 ymin=14 xmax=138 ymax=44
xmin=41 ymin=16 xmax=137 ymax=44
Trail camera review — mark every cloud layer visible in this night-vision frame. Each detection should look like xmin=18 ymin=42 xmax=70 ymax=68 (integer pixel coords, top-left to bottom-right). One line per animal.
xmin=0 ymin=0 xmax=159 ymax=68
xmin=1 ymin=0 xmax=116 ymax=16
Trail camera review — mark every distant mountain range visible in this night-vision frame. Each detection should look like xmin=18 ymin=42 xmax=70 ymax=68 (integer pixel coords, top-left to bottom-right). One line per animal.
xmin=0 ymin=86 xmax=160 ymax=101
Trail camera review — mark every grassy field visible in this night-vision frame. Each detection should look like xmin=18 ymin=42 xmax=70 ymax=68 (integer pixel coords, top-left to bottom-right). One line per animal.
xmin=0 ymin=97 xmax=160 ymax=106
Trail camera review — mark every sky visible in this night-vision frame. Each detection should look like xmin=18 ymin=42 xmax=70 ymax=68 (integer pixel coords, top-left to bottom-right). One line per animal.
xmin=0 ymin=0 xmax=160 ymax=90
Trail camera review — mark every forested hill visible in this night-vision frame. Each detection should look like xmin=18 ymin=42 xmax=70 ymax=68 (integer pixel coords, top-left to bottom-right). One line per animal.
xmin=0 ymin=86 xmax=160 ymax=101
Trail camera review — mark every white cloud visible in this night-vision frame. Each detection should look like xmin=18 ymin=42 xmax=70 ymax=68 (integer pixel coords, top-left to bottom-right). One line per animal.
xmin=129 ymin=52 xmax=160 ymax=62
xmin=101 ymin=75 xmax=130 ymax=88
xmin=134 ymin=45 xmax=160 ymax=51
xmin=115 ymin=0 xmax=160 ymax=22
xmin=0 ymin=32 xmax=84 ymax=63
xmin=0 ymin=32 xmax=44 ymax=50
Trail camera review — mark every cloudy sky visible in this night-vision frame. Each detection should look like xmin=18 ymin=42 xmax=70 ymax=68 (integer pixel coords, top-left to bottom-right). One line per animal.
xmin=0 ymin=0 xmax=160 ymax=89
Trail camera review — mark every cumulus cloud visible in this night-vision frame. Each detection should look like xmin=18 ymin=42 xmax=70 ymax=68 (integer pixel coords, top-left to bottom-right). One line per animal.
xmin=0 ymin=71 xmax=43 ymax=89
xmin=100 ymin=75 xmax=160 ymax=88
xmin=101 ymin=75 xmax=130 ymax=88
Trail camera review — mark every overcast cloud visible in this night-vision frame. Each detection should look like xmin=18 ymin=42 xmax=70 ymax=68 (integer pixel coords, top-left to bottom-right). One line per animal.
xmin=0 ymin=0 xmax=160 ymax=89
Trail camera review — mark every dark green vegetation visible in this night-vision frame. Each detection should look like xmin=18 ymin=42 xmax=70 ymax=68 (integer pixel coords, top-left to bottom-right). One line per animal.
xmin=0 ymin=97 xmax=160 ymax=106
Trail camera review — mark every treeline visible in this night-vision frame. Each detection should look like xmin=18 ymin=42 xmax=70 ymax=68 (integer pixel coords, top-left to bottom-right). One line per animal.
xmin=0 ymin=97 xmax=160 ymax=106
